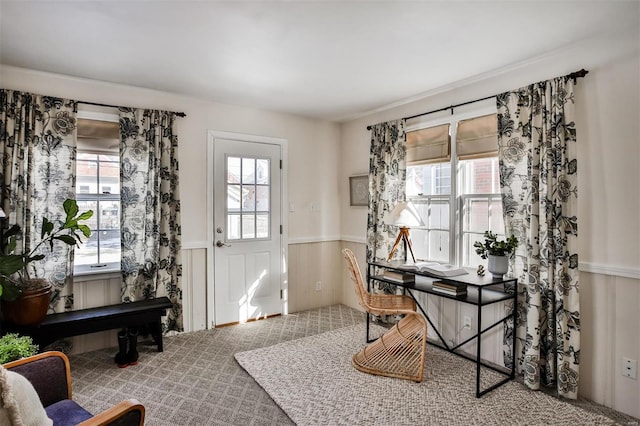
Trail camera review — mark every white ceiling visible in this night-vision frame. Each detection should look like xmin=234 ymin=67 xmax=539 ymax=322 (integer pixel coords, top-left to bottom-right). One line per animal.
xmin=0 ymin=1 xmax=638 ymax=122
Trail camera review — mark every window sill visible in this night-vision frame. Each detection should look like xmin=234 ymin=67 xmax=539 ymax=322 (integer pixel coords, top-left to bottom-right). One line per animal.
xmin=74 ymin=265 xmax=121 ymax=282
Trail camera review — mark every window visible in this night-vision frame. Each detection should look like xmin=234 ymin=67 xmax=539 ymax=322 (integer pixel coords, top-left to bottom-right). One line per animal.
xmin=406 ymin=109 xmax=506 ymax=267
xmin=74 ymin=115 xmax=121 ymax=274
xmin=226 ymin=156 xmax=270 ymax=240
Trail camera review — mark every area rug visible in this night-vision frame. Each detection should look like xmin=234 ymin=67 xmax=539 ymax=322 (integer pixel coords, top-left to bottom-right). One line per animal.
xmin=235 ymin=324 xmax=616 ymax=426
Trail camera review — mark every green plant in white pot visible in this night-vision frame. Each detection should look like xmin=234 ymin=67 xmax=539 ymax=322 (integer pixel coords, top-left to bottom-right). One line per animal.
xmin=473 ymin=231 xmax=518 ymax=279
xmin=0 ymin=199 xmax=93 ymax=325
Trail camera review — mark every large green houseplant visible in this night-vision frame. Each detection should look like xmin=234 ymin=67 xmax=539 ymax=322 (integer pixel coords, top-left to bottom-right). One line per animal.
xmin=0 ymin=199 xmax=93 ymax=325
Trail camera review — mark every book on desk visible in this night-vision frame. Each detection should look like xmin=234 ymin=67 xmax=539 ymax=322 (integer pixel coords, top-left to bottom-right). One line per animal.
xmin=431 ymin=280 xmax=468 ymax=297
xmin=405 ymin=262 xmax=469 ymax=277
xmin=382 ymin=270 xmax=415 ymax=283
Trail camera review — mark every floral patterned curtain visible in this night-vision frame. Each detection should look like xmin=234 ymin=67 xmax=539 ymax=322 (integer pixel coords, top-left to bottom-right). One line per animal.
xmin=118 ymin=108 xmax=183 ymax=332
xmin=0 ymin=89 xmax=78 ymax=312
xmin=366 ymin=120 xmax=406 ymax=297
xmin=497 ymin=77 xmax=580 ymax=399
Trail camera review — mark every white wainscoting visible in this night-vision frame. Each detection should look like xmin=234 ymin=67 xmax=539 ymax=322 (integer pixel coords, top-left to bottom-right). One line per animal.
xmin=67 ymin=241 xmax=341 ymax=354
xmin=288 ymin=240 xmax=343 ymax=313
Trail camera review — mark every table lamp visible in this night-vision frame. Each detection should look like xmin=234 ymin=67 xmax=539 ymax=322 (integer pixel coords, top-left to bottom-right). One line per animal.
xmin=386 ymin=201 xmax=424 ymax=263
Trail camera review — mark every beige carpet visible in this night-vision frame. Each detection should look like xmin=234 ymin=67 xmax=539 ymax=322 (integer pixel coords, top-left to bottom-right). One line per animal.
xmin=235 ymin=324 xmax=619 ymax=426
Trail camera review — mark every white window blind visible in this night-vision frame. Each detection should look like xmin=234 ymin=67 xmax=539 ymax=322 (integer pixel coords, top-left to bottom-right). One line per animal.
xmin=77 ymin=118 xmax=119 ymax=154
xmin=456 ymin=113 xmax=498 ymax=160
xmin=406 ymin=123 xmax=450 ymax=165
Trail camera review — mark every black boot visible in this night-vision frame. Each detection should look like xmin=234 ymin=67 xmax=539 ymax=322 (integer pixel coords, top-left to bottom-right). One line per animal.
xmin=115 ymin=329 xmax=128 ymax=368
xmin=127 ymin=327 xmax=139 ymax=366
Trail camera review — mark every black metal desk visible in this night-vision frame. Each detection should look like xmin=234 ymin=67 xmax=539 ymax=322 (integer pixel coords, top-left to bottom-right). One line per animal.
xmin=367 ymin=260 xmax=517 ymax=397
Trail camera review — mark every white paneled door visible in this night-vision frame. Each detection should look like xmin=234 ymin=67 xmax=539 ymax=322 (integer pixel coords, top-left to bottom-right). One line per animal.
xmin=211 ymin=135 xmax=284 ymax=326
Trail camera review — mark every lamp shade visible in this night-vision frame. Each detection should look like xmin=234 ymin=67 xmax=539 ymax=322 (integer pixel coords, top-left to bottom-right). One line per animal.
xmin=387 ymin=201 xmax=424 ymax=227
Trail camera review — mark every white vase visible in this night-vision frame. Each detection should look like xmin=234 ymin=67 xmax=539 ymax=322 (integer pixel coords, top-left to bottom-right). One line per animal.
xmin=487 ymin=254 xmax=508 ymax=280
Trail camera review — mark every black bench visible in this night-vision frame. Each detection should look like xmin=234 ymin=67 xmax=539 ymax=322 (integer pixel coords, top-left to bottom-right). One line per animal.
xmin=2 ymin=297 xmax=173 ymax=352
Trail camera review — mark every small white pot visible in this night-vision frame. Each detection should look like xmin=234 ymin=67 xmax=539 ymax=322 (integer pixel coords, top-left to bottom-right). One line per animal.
xmin=487 ymin=254 xmax=509 ymax=280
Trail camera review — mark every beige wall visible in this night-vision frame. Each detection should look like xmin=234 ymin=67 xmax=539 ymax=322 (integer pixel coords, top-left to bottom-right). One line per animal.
xmin=338 ymin=27 xmax=640 ymax=418
xmin=0 ymin=64 xmax=343 ymax=335
xmin=0 ymin=65 xmax=342 ymax=245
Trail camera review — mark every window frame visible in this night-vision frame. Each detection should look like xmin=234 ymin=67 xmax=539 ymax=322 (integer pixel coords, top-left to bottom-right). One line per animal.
xmin=73 ymin=110 xmax=121 ymax=276
xmin=405 ymin=103 xmax=502 ymax=267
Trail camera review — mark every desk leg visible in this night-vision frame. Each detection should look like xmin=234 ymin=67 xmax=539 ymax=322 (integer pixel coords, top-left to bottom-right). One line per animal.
xmin=476 ymin=288 xmax=483 ymax=398
xmin=365 ymin=264 xmax=375 ymax=343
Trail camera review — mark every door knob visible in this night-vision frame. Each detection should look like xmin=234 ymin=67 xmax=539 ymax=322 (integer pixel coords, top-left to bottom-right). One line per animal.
xmin=216 ymin=240 xmax=231 ymax=248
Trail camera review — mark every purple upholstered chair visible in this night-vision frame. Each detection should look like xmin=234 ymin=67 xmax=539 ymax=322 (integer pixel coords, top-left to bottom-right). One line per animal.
xmin=4 ymin=351 xmax=144 ymax=426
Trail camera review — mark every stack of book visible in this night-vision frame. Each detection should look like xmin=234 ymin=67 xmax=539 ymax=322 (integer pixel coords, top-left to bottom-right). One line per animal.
xmin=382 ymin=270 xmax=415 ymax=283
xmin=431 ymin=280 xmax=467 ymax=297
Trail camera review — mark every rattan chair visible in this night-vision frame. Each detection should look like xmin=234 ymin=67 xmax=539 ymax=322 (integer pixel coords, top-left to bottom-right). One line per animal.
xmin=342 ymin=248 xmax=428 ymax=382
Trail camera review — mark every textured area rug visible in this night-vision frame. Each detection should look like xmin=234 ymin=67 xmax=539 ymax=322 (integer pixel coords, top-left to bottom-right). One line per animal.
xmin=235 ymin=324 xmax=616 ymax=426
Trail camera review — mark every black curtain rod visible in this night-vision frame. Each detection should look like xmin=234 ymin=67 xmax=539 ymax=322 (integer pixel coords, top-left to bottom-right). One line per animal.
xmin=366 ymin=68 xmax=589 ymax=131
xmin=77 ymin=100 xmax=187 ymax=118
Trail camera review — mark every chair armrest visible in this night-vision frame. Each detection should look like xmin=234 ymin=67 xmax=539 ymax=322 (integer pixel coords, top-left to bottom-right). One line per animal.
xmin=77 ymin=399 xmax=145 ymax=426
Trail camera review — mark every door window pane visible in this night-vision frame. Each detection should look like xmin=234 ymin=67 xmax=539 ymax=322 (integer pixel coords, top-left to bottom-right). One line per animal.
xmin=256 ymin=186 xmax=269 ymax=212
xmin=228 ymin=215 xmax=241 ymax=240
xmin=242 ymin=186 xmax=255 ymax=211
xmin=227 ymin=185 xmax=241 ymax=212
xmin=256 ymin=159 xmax=269 ymax=184
xmin=242 ymin=158 xmax=255 ymax=184
xmin=256 ymin=214 xmax=269 ymax=238
xmin=227 ymin=157 xmax=241 ymax=183
xmin=242 ymin=214 xmax=255 ymax=239
xmin=226 ymin=156 xmax=271 ymax=241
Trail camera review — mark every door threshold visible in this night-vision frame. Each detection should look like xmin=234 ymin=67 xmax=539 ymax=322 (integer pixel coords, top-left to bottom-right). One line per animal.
xmin=215 ymin=313 xmax=282 ymax=328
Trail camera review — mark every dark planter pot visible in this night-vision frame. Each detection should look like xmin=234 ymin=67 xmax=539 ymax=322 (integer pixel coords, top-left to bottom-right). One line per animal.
xmin=2 ymin=279 xmax=52 ymax=326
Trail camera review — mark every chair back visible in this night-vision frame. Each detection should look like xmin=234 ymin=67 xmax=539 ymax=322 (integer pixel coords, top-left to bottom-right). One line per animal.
xmin=342 ymin=248 xmax=369 ymax=310
xmin=4 ymin=351 xmax=71 ymax=407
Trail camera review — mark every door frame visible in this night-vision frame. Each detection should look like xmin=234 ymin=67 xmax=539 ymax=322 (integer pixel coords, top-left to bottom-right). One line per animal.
xmin=206 ymin=130 xmax=289 ymax=328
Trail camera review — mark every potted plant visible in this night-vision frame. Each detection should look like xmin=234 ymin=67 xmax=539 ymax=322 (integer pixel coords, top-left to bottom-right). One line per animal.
xmin=473 ymin=231 xmax=518 ymax=279
xmin=0 ymin=199 xmax=92 ymax=325
xmin=0 ymin=333 xmax=38 ymax=363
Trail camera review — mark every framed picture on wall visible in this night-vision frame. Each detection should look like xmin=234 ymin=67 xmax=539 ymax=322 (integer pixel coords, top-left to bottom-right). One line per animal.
xmin=349 ymin=175 xmax=369 ymax=206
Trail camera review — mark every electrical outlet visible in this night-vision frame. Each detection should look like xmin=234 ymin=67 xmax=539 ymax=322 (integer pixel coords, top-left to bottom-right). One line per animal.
xmin=315 ymin=281 xmax=322 ymax=291
xmin=463 ymin=316 xmax=472 ymax=330
xmin=622 ymin=357 xmax=637 ymax=379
